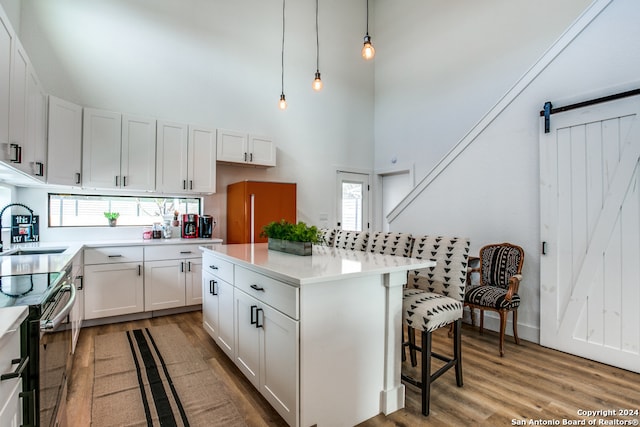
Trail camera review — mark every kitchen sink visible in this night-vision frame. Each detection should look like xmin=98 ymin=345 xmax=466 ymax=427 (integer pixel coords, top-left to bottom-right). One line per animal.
xmin=1 ymin=248 xmax=67 ymax=256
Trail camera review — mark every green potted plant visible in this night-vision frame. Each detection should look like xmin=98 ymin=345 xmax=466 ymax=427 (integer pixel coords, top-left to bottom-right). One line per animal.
xmin=260 ymin=219 xmax=321 ymax=256
xmin=104 ymin=212 xmax=120 ymax=227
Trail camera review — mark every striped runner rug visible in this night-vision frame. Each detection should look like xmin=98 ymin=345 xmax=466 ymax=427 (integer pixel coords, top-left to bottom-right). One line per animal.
xmin=91 ymin=324 xmax=246 ymax=427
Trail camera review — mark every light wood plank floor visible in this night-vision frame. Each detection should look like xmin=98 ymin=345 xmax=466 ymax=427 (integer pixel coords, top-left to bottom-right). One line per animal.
xmin=67 ymin=311 xmax=640 ymax=426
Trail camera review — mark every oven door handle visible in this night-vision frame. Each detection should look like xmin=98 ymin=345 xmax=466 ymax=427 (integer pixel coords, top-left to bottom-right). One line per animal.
xmin=41 ymin=284 xmax=76 ymax=332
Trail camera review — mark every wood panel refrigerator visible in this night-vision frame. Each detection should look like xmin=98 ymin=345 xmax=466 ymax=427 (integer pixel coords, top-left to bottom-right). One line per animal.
xmin=226 ymin=181 xmax=297 ymax=244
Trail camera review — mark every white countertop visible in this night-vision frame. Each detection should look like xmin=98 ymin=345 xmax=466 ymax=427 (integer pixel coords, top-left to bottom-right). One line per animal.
xmin=201 ymin=243 xmax=435 ymax=286
xmin=1 ymin=238 xmax=222 ymax=276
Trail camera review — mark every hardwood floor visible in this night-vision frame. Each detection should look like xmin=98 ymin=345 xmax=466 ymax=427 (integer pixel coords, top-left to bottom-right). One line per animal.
xmin=67 ymin=312 xmax=640 ymax=426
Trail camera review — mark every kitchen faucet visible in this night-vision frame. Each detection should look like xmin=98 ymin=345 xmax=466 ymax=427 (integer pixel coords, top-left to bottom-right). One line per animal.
xmin=0 ymin=203 xmax=34 ymax=253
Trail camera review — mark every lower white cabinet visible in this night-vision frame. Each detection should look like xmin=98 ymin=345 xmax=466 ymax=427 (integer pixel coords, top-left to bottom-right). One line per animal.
xmin=0 ymin=311 xmax=25 ymax=427
xmin=202 ymin=269 xmax=234 ymax=359
xmin=0 ymin=375 xmax=22 ymax=427
xmin=144 ymin=245 xmax=203 ymax=311
xmin=84 ymin=262 xmax=144 ymax=320
xmin=84 ymin=246 xmax=144 ymax=320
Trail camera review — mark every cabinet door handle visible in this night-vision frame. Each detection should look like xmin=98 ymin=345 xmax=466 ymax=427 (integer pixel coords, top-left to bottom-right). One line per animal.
xmin=210 ymin=280 xmax=217 ymax=295
xmin=187 ymin=261 xmax=191 ymax=272
xmin=180 ymin=262 xmax=184 ymax=273
xmin=209 ymin=265 xmax=218 ymax=270
xmin=189 ymin=180 xmax=193 ymax=190
xmin=115 ymin=175 xmax=119 ymax=186
xmin=19 ymin=389 xmax=36 ymax=425
xmin=249 ymin=153 xmax=253 ymax=162
xmin=180 ymin=251 xmax=193 ymax=254
xmin=75 ymin=172 xmax=81 ymax=184
xmin=1 ymin=356 xmax=29 ymax=381
xmin=183 ymin=180 xmax=187 ymax=190
xmin=10 ymin=144 xmax=22 ymax=163
xmin=108 ymin=254 xmax=123 ymax=258
xmin=35 ymin=162 xmax=44 ymax=176
xmin=255 ymin=308 xmax=264 ymax=328
xmin=250 ymin=284 xmax=265 ymax=292
xmin=123 ymin=176 xmax=127 ymax=187
xmin=75 ymin=275 xmax=83 ymax=290
xmin=138 ymin=265 xmax=141 ymax=276
xmin=250 ymin=305 xmax=258 ymax=325
xmin=244 ymin=152 xmax=247 ymax=162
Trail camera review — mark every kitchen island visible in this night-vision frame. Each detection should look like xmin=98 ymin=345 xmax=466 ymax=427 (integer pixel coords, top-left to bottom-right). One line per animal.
xmin=200 ymin=243 xmax=435 ymax=427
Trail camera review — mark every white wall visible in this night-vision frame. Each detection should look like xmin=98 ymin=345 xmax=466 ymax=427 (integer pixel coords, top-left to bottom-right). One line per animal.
xmin=12 ymin=0 xmax=375 ymax=241
xmin=385 ymin=0 xmax=640 ymax=341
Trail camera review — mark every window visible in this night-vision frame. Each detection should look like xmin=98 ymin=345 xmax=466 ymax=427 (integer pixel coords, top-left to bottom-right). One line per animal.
xmin=48 ymin=194 xmax=201 ymax=227
xmin=336 ymin=171 xmax=369 ymax=232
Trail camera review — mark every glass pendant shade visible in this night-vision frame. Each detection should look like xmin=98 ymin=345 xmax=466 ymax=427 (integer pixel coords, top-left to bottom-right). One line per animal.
xmin=312 ymin=72 xmax=323 ymax=92
xmin=279 ymin=93 xmax=288 ymax=110
xmin=361 ymin=34 xmax=375 ymax=60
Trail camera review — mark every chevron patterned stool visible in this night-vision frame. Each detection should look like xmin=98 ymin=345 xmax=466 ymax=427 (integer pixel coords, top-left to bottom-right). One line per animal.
xmin=402 ymin=235 xmax=470 ymax=416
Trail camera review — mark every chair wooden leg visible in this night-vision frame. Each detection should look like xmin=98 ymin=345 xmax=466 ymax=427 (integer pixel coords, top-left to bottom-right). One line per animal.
xmin=469 ymin=306 xmax=475 ymax=327
xmin=401 ymin=325 xmax=406 ymax=362
xmin=421 ymin=329 xmax=432 ymax=416
xmin=453 ymin=319 xmax=463 ymax=387
xmin=408 ymin=326 xmax=418 ymax=367
xmin=499 ymin=311 xmax=507 ymax=357
xmin=512 ymin=310 xmax=520 ymax=345
xmin=479 ymin=309 xmax=484 ymax=335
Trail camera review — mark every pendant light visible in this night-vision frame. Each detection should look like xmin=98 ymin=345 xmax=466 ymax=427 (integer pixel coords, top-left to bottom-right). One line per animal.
xmin=312 ymin=0 xmax=323 ymax=92
xmin=279 ymin=0 xmax=288 ymax=110
xmin=361 ymin=0 xmax=375 ymax=60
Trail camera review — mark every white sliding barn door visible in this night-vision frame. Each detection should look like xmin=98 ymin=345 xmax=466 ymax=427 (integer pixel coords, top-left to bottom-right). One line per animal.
xmin=540 ymin=95 xmax=640 ymax=373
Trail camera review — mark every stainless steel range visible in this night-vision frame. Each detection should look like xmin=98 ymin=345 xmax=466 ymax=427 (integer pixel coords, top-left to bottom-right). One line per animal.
xmin=0 ymin=264 xmax=75 ymax=426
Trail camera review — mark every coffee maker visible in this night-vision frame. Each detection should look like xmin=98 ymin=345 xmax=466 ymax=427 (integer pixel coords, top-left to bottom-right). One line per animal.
xmin=199 ymin=215 xmax=213 ymax=238
xmin=181 ymin=214 xmax=199 ymax=238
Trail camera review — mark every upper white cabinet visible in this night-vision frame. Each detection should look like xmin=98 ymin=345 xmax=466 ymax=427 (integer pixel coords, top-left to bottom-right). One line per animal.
xmin=0 ymin=8 xmax=13 ymax=150
xmin=216 ymin=129 xmax=276 ymax=167
xmin=47 ymin=96 xmax=82 ymax=186
xmin=82 ymin=108 xmax=156 ymax=191
xmin=4 ymin=37 xmax=47 ymax=181
xmin=156 ymin=121 xmax=216 ymax=194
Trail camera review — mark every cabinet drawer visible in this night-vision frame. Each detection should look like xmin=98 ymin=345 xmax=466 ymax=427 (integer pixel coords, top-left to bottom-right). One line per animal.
xmin=203 ymin=252 xmax=234 ymax=284
xmin=145 ymin=244 xmax=201 ymax=261
xmin=235 ymin=266 xmax=298 ymax=320
xmin=84 ymin=246 xmax=143 ymax=264
xmin=0 ymin=327 xmax=22 ymax=406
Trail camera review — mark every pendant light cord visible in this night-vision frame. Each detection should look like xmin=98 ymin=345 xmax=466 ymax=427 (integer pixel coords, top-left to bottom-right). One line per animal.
xmin=365 ymin=0 xmax=369 ymax=36
xmin=315 ymin=0 xmax=319 ymax=72
xmin=281 ymin=0 xmax=286 ymax=95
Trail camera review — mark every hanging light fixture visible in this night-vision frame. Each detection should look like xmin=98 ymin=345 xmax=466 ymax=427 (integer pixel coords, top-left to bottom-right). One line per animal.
xmin=312 ymin=0 xmax=323 ymax=92
xmin=279 ymin=0 xmax=288 ymax=110
xmin=361 ymin=0 xmax=375 ymax=60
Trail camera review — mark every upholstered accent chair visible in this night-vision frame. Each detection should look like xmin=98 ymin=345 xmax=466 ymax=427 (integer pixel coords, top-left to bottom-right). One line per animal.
xmin=464 ymin=242 xmax=524 ymax=356
xmin=318 ymin=228 xmax=337 ymax=246
xmin=333 ymin=230 xmax=369 ymax=251
xmin=402 ymin=235 xmax=470 ymax=415
xmin=366 ymin=231 xmax=413 ymax=256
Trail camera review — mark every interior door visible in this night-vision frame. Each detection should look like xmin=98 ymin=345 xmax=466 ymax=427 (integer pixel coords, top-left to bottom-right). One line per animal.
xmin=336 ymin=171 xmax=370 ymax=231
xmin=539 ymin=95 xmax=640 ymax=373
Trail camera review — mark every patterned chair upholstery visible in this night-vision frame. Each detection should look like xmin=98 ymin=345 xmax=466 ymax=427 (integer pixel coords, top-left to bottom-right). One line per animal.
xmin=318 ymin=228 xmax=337 ymax=246
xmin=366 ymin=231 xmax=413 ymax=257
xmin=333 ymin=230 xmax=369 ymax=251
xmin=464 ymin=242 xmax=524 ymax=356
xmin=402 ymin=235 xmax=470 ymax=416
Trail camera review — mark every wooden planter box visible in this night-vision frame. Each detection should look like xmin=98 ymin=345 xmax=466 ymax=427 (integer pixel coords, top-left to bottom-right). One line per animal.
xmin=268 ymin=238 xmax=313 ymax=256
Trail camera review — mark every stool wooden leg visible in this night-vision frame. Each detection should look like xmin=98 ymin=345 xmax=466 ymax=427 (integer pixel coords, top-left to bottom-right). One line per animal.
xmin=421 ymin=329 xmax=432 ymax=416
xmin=408 ymin=326 xmax=418 ymax=367
xmin=454 ymin=319 xmax=463 ymax=387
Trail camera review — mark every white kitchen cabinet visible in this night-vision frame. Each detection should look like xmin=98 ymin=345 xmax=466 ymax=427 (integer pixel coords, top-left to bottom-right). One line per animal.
xmin=216 ymin=129 xmax=276 ymax=167
xmin=69 ymin=251 xmax=84 ymax=354
xmin=144 ymin=244 xmax=203 ymax=311
xmin=83 ymin=246 xmax=144 ymax=320
xmin=47 ymin=96 xmax=83 ymax=186
xmin=0 ymin=308 xmax=27 ymax=427
xmin=156 ymin=121 xmax=216 ymax=194
xmin=82 ymin=109 xmax=156 ymax=191
xmin=202 ymin=265 xmax=234 ymax=359
xmin=234 ymin=289 xmax=298 ymax=426
xmin=0 ymin=8 xmax=12 ymax=149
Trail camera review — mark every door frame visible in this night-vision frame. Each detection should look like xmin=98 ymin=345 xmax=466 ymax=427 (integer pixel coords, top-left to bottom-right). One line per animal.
xmin=374 ymin=163 xmax=414 ymax=232
xmin=334 ymin=167 xmax=372 ymax=231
